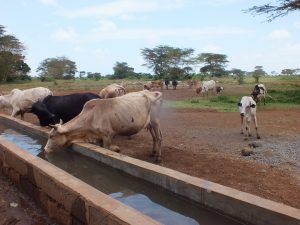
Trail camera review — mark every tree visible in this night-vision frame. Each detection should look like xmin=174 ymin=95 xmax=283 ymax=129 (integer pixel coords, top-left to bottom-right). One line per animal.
xmin=252 ymin=66 xmax=266 ymax=83
xmin=0 ymin=25 xmax=26 ymax=82
xmin=245 ymin=0 xmax=300 ymax=22
xmin=231 ymin=68 xmax=245 ymax=84
xmin=281 ymin=68 xmax=300 ymax=75
xmin=37 ymin=56 xmax=77 ymax=80
xmin=79 ymin=71 xmax=86 ymax=79
xmin=141 ymin=45 xmax=194 ymax=79
xmin=112 ymin=62 xmax=136 ymax=79
xmin=196 ymin=53 xmax=228 ymax=77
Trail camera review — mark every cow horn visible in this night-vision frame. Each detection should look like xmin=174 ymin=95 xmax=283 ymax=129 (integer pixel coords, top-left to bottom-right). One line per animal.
xmin=59 ymin=119 xmax=63 ymax=125
xmin=48 ymin=124 xmax=59 ymax=129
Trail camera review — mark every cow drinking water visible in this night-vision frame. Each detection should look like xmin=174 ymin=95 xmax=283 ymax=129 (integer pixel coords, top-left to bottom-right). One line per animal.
xmin=31 ymin=92 xmax=100 ymax=126
xmin=44 ymin=90 xmax=163 ymax=163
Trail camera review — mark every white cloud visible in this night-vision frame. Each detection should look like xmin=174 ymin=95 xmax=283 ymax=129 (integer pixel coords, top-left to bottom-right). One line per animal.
xmin=294 ymin=21 xmax=300 ymax=29
xmin=266 ymin=29 xmax=291 ymax=39
xmin=201 ymin=44 xmax=221 ymax=52
xmin=91 ymin=20 xmax=118 ymax=33
xmin=86 ymin=26 xmax=251 ymax=42
xmin=57 ymin=0 xmax=185 ymax=18
xmin=39 ymin=0 xmax=58 ymax=7
xmin=51 ymin=27 xmax=79 ymax=42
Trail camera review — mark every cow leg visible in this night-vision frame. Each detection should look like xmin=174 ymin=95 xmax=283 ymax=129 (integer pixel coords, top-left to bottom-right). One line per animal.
xmin=253 ymin=115 xmax=260 ymax=139
xmin=102 ymin=136 xmax=120 ymax=152
xmin=11 ymin=109 xmax=23 ymax=119
xmin=240 ymin=115 xmax=244 ymax=134
xmin=148 ymin=125 xmax=156 ymax=157
xmin=148 ymin=123 xmax=162 ymax=163
xmin=246 ymin=117 xmax=251 ymax=137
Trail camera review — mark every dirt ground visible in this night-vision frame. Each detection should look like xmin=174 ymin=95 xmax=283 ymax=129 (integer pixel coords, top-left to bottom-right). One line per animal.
xmin=0 ymin=86 xmax=300 ymax=223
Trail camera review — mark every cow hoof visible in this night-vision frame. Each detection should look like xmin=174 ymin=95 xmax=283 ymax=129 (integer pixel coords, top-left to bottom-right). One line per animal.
xmin=154 ymin=158 xmax=161 ymax=164
xmin=110 ymin=145 xmax=120 ymax=153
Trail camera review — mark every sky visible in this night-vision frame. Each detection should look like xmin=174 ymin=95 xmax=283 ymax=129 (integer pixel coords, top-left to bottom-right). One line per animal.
xmin=1 ymin=0 xmax=300 ymax=76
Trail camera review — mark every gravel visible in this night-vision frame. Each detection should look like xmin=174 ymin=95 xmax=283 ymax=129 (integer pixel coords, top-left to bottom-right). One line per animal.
xmin=243 ymin=135 xmax=300 ymax=172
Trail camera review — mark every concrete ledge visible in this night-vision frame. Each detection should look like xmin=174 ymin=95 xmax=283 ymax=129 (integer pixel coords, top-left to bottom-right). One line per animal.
xmin=0 ymin=136 xmax=161 ymax=225
xmin=1 ymin=114 xmax=300 ymax=225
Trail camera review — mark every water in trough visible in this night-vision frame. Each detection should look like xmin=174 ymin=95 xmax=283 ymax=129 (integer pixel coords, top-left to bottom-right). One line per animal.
xmin=0 ymin=124 xmax=243 ymax=225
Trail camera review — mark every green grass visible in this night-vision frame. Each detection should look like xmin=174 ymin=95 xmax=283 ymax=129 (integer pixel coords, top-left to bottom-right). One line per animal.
xmin=165 ymin=94 xmax=300 ymax=112
xmin=165 ymin=95 xmax=240 ymax=112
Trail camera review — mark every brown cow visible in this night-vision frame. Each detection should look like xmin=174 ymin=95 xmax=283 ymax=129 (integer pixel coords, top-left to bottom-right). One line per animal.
xmin=99 ymin=83 xmax=126 ymax=99
xmin=44 ymin=90 xmax=163 ymax=162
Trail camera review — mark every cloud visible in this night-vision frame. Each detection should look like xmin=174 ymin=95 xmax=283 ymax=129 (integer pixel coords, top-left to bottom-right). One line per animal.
xmin=294 ymin=21 xmax=300 ymax=29
xmin=201 ymin=44 xmax=221 ymax=52
xmin=87 ymin=26 xmax=252 ymax=42
xmin=266 ymin=29 xmax=291 ymax=39
xmin=39 ymin=0 xmax=58 ymax=7
xmin=51 ymin=27 xmax=79 ymax=42
xmin=56 ymin=0 xmax=185 ymax=18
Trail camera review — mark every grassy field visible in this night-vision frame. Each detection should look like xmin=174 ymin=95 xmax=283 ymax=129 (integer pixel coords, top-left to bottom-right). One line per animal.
xmin=0 ymin=76 xmax=299 ymax=112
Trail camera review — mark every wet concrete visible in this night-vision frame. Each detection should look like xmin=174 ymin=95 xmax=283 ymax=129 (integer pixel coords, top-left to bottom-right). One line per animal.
xmin=0 ymin=124 xmax=243 ymax=225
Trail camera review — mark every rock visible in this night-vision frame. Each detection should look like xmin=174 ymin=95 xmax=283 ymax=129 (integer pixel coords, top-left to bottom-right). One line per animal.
xmin=241 ymin=148 xmax=254 ymax=156
xmin=249 ymin=142 xmax=262 ymax=148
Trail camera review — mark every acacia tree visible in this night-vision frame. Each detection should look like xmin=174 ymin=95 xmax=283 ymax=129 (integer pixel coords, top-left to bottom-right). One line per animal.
xmin=252 ymin=66 xmax=266 ymax=83
xmin=0 ymin=25 xmax=28 ymax=82
xmin=281 ymin=68 xmax=300 ymax=75
xmin=141 ymin=45 xmax=194 ymax=79
xmin=112 ymin=61 xmax=136 ymax=79
xmin=231 ymin=68 xmax=245 ymax=84
xmin=196 ymin=53 xmax=229 ymax=77
xmin=37 ymin=56 xmax=77 ymax=80
xmin=245 ymin=0 xmax=300 ymax=22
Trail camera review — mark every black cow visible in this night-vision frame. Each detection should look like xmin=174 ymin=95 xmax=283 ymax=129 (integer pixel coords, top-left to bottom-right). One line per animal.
xmin=172 ymin=80 xmax=178 ymax=90
xmin=164 ymin=80 xmax=170 ymax=90
xmin=31 ymin=92 xmax=100 ymax=126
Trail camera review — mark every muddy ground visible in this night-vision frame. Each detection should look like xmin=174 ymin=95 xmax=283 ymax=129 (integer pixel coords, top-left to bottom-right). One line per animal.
xmin=0 ymin=86 xmax=299 ymax=223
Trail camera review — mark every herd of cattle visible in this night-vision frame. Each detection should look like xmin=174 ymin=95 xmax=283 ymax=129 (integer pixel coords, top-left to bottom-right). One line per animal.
xmin=0 ymin=80 xmax=268 ymax=162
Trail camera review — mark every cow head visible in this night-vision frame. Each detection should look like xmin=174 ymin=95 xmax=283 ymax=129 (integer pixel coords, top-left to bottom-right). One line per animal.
xmin=196 ymin=87 xmax=202 ymax=94
xmin=31 ymin=101 xmax=60 ymax=126
xmin=251 ymin=90 xmax=260 ymax=103
xmin=44 ymin=120 xmax=69 ymax=153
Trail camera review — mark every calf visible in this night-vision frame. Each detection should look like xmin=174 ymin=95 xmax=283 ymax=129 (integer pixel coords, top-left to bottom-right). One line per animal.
xmin=238 ymin=96 xmax=260 ymax=139
xmin=44 ymin=90 xmax=163 ymax=163
xmin=31 ymin=92 xmax=100 ymax=126
xmin=0 ymin=87 xmax=52 ymax=119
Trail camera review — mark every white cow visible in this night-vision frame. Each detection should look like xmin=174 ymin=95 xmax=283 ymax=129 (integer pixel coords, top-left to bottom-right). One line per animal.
xmin=44 ymin=90 xmax=163 ymax=162
xmin=201 ymin=80 xmax=216 ymax=96
xmin=238 ymin=96 xmax=260 ymax=139
xmin=0 ymin=87 xmax=52 ymax=119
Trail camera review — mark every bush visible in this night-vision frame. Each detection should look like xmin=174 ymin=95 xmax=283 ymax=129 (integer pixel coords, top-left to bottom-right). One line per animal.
xmin=267 ymin=89 xmax=300 ymax=104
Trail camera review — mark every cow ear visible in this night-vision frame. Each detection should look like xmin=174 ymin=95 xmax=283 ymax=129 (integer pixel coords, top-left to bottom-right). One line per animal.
xmin=251 ymin=104 xmax=256 ymax=108
xmin=238 ymin=103 xmax=242 ymax=106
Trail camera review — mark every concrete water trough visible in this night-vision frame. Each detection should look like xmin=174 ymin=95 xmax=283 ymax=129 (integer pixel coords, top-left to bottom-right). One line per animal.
xmin=0 ymin=114 xmax=299 ymax=225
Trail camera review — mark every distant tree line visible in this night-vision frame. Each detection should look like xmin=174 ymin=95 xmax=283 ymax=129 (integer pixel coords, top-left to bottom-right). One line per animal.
xmin=1 ymin=23 xmax=300 ymax=84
